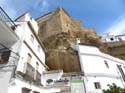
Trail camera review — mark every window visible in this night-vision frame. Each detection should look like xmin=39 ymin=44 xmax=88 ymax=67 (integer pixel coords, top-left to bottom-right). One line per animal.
xmin=117 ymin=65 xmax=125 ymax=81
xmin=27 ymin=53 xmax=32 ymax=63
xmin=0 ymin=50 xmax=11 ymax=64
xmin=30 ymin=34 xmax=34 ymax=43
xmin=110 ymin=37 xmax=114 ymax=41
xmin=37 ymin=45 xmax=40 ymax=52
xmin=34 ymin=62 xmax=39 ymax=80
xmin=118 ymin=37 xmax=122 ymax=41
xmin=104 ymin=60 xmax=109 ymax=68
xmin=33 ymin=91 xmax=40 ymax=93
xmin=22 ymin=87 xmax=31 ymax=93
xmin=36 ymin=62 xmax=39 ymax=70
xmin=94 ymin=82 xmax=101 ymax=89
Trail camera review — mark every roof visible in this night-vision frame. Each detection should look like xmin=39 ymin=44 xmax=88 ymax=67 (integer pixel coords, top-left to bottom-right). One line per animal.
xmin=62 ymin=72 xmax=84 ymax=77
xmin=115 ymin=34 xmax=125 ymax=37
xmin=36 ymin=7 xmax=71 ymax=21
xmin=36 ymin=12 xmax=52 ymax=20
xmin=14 ymin=12 xmax=28 ymax=21
xmin=43 ymin=70 xmax=63 ymax=74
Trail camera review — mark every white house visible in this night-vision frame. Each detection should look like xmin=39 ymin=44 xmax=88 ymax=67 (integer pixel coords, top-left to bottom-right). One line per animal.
xmin=101 ymin=34 xmax=125 ymax=42
xmin=73 ymin=43 xmax=125 ymax=93
xmin=6 ymin=12 xmax=48 ymax=93
xmin=0 ymin=8 xmax=63 ymax=93
xmin=0 ymin=7 xmax=48 ymax=93
xmin=0 ymin=7 xmax=19 ymax=93
xmin=7 ymin=12 xmax=63 ymax=93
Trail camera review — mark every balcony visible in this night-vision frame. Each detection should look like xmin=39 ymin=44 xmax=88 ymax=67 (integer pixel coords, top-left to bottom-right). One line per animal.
xmin=35 ymin=71 xmax=42 ymax=85
xmin=0 ymin=7 xmax=18 ymax=48
xmin=24 ymin=63 xmax=35 ymax=80
xmin=19 ymin=63 xmax=42 ymax=85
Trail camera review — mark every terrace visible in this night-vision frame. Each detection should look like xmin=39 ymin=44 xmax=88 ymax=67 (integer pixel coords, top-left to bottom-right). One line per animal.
xmin=0 ymin=7 xmax=18 ymax=49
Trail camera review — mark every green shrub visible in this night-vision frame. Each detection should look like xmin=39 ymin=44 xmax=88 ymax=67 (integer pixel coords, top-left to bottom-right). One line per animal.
xmin=103 ymin=83 xmax=125 ymax=93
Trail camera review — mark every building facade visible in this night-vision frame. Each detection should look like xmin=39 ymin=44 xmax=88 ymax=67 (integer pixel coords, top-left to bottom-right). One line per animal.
xmin=0 ymin=7 xmax=64 ymax=93
xmin=0 ymin=8 xmax=49 ymax=93
xmin=101 ymin=34 xmax=125 ymax=60
xmin=101 ymin=34 xmax=125 ymax=42
xmin=0 ymin=7 xmax=19 ymax=93
xmin=74 ymin=43 xmax=125 ymax=93
xmin=7 ymin=13 xmax=48 ymax=93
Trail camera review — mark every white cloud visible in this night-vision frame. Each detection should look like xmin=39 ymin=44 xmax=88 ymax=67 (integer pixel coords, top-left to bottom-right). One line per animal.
xmin=0 ymin=0 xmax=51 ymax=19
xmin=105 ymin=16 xmax=125 ymax=35
xmin=42 ymin=0 xmax=49 ymax=7
xmin=36 ymin=0 xmax=50 ymax=13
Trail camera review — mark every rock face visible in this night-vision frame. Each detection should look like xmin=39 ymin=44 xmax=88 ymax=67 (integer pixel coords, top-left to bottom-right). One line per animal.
xmin=42 ymin=32 xmax=81 ymax=72
xmin=105 ymin=42 xmax=125 ymax=60
xmin=37 ymin=7 xmax=125 ymax=72
xmin=37 ymin=8 xmax=94 ymax=41
xmin=37 ymin=7 xmax=101 ymax=72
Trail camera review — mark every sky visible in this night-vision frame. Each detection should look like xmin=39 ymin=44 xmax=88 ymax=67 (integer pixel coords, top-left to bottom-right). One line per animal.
xmin=0 ymin=0 xmax=125 ymax=35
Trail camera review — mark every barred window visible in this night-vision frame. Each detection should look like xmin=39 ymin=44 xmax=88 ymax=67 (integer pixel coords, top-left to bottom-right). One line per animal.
xmin=94 ymin=82 xmax=101 ymax=89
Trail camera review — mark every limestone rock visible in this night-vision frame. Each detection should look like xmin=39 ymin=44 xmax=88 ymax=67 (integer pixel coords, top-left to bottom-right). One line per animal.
xmin=37 ymin=7 xmax=125 ymax=72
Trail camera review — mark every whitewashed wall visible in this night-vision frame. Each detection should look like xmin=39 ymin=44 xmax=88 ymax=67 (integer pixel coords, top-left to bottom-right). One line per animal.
xmin=77 ymin=45 xmax=125 ymax=93
xmin=15 ymin=13 xmax=46 ymax=75
xmin=101 ymin=35 xmax=125 ymax=42
xmin=42 ymin=70 xmax=63 ymax=86
xmin=11 ymin=13 xmax=46 ymax=90
xmin=8 ymin=79 xmax=57 ymax=93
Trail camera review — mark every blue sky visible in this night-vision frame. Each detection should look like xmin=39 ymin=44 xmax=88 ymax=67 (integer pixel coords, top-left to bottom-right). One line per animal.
xmin=0 ymin=0 xmax=125 ymax=35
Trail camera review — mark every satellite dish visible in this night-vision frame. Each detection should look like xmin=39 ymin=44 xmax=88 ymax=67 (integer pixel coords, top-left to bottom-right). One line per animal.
xmin=46 ymin=79 xmax=53 ymax=84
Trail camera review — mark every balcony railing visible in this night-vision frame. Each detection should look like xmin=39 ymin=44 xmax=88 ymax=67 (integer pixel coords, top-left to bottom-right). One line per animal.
xmin=35 ymin=71 xmax=41 ymax=85
xmin=23 ymin=63 xmax=42 ymax=85
xmin=25 ymin=63 xmax=35 ymax=80
xmin=0 ymin=7 xmax=16 ymax=30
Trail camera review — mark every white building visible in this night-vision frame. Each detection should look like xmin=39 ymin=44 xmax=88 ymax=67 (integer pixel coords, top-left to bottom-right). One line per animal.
xmin=73 ymin=43 xmax=125 ymax=93
xmin=7 ymin=12 xmax=48 ymax=93
xmin=0 ymin=7 xmax=19 ymax=93
xmin=0 ymin=8 xmax=63 ymax=93
xmin=101 ymin=34 xmax=125 ymax=42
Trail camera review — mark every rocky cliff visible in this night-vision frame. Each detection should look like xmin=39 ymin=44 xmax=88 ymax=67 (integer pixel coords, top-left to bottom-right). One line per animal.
xmin=37 ymin=7 xmax=125 ymax=72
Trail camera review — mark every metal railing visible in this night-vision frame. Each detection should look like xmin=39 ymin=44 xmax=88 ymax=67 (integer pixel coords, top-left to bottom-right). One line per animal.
xmin=25 ymin=63 xmax=35 ymax=80
xmin=35 ymin=71 xmax=41 ymax=85
xmin=0 ymin=7 xmax=16 ymax=29
xmin=36 ymin=71 xmax=41 ymax=81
